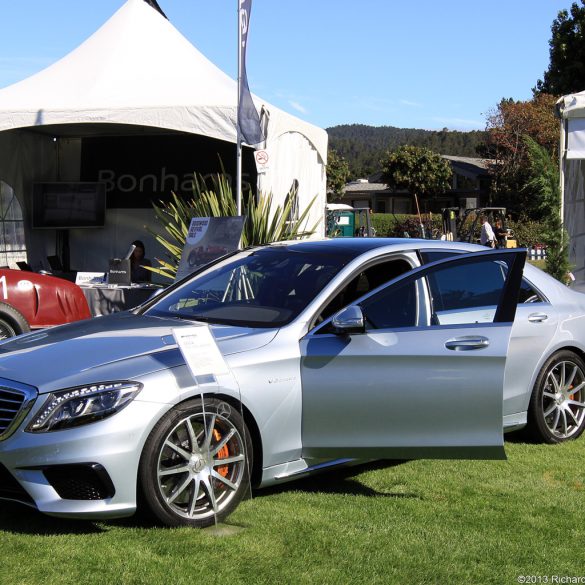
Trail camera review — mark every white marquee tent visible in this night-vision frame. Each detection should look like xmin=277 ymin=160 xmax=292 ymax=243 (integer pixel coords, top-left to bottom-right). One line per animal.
xmin=0 ymin=0 xmax=327 ymax=274
xmin=557 ymin=91 xmax=585 ymax=283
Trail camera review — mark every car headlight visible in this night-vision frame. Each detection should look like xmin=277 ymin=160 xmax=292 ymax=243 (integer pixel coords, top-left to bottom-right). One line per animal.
xmin=26 ymin=381 xmax=143 ymax=433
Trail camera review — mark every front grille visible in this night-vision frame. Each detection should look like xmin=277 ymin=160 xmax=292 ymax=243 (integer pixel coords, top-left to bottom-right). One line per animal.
xmin=0 ymin=463 xmax=35 ymax=506
xmin=43 ymin=464 xmax=116 ymax=500
xmin=0 ymin=381 xmax=37 ymax=441
xmin=0 ymin=387 xmax=26 ymax=437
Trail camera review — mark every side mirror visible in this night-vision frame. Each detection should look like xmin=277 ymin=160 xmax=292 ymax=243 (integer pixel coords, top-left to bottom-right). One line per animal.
xmin=331 ymin=305 xmax=365 ymax=335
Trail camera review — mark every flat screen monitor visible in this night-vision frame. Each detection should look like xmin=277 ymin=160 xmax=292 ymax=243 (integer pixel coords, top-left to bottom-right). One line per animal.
xmin=32 ymin=182 xmax=106 ymax=229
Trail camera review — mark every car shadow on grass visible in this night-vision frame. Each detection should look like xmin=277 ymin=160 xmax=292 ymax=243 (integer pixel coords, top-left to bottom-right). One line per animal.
xmin=254 ymin=459 xmax=421 ymax=499
xmin=504 ymin=429 xmax=540 ymax=444
xmin=0 ymin=501 xmax=105 ymax=535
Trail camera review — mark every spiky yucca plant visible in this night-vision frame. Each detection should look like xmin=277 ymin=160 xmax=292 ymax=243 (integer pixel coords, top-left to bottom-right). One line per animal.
xmin=148 ymin=173 xmax=319 ymax=280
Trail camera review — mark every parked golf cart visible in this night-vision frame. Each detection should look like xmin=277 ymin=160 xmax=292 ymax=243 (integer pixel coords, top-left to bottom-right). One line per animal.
xmin=326 ymin=203 xmax=375 ymax=238
xmin=441 ymin=207 xmax=517 ymax=247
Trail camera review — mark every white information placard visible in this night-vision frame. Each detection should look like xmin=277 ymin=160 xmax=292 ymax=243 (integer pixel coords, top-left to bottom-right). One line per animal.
xmin=173 ymin=325 xmax=229 ymax=378
xmin=75 ymin=271 xmax=107 ymax=286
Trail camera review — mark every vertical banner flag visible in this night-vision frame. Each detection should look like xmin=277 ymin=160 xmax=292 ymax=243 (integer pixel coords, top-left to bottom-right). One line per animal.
xmin=238 ymin=0 xmax=264 ymax=146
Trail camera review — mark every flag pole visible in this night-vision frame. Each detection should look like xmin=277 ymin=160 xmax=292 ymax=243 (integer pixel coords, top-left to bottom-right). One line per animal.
xmin=236 ymin=1 xmax=243 ymax=216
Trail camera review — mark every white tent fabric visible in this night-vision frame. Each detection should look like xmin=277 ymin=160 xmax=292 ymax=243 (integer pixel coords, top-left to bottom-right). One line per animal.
xmin=558 ymin=92 xmax=585 ymax=282
xmin=0 ymin=0 xmax=327 ymax=155
xmin=0 ymin=0 xmax=327 ymax=272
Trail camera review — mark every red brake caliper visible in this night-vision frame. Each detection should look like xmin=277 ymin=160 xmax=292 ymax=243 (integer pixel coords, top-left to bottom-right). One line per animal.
xmin=213 ymin=429 xmax=230 ymax=478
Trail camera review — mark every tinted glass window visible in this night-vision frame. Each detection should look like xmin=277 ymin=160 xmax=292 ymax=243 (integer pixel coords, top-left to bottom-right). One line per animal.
xmin=361 ymin=281 xmax=417 ymax=329
xmin=421 ymin=249 xmax=541 ymax=305
xmin=427 ymin=260 xmax=506 ymax=325
xmin=316 ymin=258 xmax=412 ymax=324
xmin=428 ymin=261 xmax=504 ymax=313
xmin=518 ymin=279 xmax=544 ymax=303
xmin=361 ymin=257 xmax=510 ymax=330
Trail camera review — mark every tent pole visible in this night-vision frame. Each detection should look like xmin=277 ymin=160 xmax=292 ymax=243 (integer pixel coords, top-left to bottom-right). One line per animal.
xmin=559 ymin=117 xmax=566 ymax=231
xmin=236 ymin=139 xmax=242 ymax=216
xmin=236 ymin=0 xmax=242 ymax=215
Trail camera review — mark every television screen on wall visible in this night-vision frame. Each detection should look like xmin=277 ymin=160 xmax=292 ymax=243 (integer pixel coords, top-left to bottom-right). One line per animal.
xmin=32 ymin=182 xmax=106 ymax=229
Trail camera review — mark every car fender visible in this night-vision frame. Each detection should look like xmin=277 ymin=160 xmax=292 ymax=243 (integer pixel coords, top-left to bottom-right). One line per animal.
xmin=0 ymin=269 xmax=91 ymax=329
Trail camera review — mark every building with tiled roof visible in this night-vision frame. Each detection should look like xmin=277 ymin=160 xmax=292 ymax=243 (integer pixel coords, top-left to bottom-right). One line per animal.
xmin=335 ymin=156 xmax=493 ymax=214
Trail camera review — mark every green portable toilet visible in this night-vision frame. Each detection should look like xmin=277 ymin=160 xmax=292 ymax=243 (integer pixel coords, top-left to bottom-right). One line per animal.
xmin=326 ymin=204 xmax=355 ymax=237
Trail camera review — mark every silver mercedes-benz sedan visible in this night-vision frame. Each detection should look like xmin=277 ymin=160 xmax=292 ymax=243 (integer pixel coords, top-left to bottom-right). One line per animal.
xmin=0 ymin=239 xmax=583 ymax=528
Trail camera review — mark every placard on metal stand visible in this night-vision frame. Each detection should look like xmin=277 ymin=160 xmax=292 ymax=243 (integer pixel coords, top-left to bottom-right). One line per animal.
xmin=173 ymin=325 xmax=252 ymax=532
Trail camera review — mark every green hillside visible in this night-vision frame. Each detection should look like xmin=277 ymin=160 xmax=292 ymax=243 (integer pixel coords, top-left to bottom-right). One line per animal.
xmin=327 ymin=123 xmax=486 ymax=179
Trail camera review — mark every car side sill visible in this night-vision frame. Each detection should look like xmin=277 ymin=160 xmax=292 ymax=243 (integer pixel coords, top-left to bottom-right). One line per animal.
xmin=503 ymin=411 xmax=527 ymax=433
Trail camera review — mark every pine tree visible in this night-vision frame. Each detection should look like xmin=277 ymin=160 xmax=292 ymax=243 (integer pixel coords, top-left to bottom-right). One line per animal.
xmin=523 ymin=136 xmax=571 ymax=283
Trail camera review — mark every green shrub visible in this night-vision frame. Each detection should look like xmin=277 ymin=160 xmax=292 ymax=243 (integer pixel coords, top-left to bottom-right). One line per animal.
xmin=507 ymin=218 xmax=546 ymax=248
xmin=371 ymin=213 xmax=444 ymax=238
xmin=370 ymin=213 xmax=406 ymax=236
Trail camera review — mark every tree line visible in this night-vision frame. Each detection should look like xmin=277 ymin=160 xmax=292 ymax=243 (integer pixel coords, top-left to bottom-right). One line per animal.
xmin=327 ymin=124 xmax=485 ymax=179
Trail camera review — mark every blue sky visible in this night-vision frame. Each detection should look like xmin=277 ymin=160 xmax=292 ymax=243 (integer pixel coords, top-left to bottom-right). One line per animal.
xmin=0 ymin=0 xmax=572 ymax=131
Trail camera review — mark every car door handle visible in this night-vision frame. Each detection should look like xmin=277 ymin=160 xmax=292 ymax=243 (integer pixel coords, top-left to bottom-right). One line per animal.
xmin=528 ymin=312 xmax=548 ymax=323
xmin=445 ymin=336 xmax=490 ymax=351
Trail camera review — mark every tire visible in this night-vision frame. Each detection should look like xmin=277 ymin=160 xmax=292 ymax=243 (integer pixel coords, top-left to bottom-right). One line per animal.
xmin=0 ymin=302 xmax=30 ymax=340
xmin=527 ymin=350 xmax=585 ymax=443
xmin=138 ymin=397 xmax=252 ymax=528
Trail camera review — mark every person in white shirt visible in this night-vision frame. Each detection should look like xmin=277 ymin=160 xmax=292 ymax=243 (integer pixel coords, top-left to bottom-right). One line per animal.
xmin=479 ymin=215 xmax=496 ymax=247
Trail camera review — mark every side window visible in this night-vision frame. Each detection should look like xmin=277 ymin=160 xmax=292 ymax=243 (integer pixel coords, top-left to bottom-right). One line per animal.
xmin=360 ymin=280 xmax=418 ymax=329
xmin=421 ymin=249 xmax=542 ymax=305
xmin=315 ymin=258 xmax=412 ymax=324
xmin=361 ymin=256 xmax=512 ymax=330
xmin=518 ymin=279 xmax=544 ymax=303
xmin=427 ymin=261 xmax=504 ymax=325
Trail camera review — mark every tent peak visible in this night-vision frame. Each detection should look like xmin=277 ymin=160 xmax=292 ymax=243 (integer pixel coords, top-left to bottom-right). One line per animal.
xmin=142 ymin=0 xmax=167 ymax=19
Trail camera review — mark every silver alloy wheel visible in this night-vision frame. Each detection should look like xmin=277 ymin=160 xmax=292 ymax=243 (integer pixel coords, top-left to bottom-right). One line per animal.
xmin=541 ymin=359 xmax=585 ymax=439
xmin=156 ymin=410 xmax=247 ymax=521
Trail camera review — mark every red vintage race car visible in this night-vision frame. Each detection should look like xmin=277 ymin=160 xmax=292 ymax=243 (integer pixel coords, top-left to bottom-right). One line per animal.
xmin=0 ymin=269 xmax=91 ymax=339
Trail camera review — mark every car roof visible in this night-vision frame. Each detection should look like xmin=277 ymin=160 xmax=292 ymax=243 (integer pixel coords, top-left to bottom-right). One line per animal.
xmin=264 ymin=237 xmax=482 ymax=256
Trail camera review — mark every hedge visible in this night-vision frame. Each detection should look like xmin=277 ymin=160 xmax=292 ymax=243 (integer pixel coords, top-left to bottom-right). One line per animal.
xmin=370 ymin=213 xmax=546 ymax=247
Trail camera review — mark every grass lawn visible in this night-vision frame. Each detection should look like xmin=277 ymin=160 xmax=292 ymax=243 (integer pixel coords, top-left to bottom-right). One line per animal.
xmin=1 ymin=438 xmax=584 ymax=585
xmin=527 ymin=258 xmax=546 ymax=271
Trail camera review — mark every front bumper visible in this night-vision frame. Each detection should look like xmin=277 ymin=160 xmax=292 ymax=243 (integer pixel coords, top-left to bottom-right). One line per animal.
xmin=0 ymin=398 xmax=170 ymax=519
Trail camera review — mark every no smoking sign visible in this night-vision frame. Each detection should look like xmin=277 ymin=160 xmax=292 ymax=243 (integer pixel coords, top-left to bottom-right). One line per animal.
xmin=254 ymin=149 xmax=269 ymax=173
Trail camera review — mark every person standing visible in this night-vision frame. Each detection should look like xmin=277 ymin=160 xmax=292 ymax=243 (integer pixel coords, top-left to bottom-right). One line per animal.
xmin=130 ymin=240 xmax=152 ymax=282
xmin=479 ymin=215 xmax=496 ymax=248
xmin=493 ymin=219 xmax=508 ymax=249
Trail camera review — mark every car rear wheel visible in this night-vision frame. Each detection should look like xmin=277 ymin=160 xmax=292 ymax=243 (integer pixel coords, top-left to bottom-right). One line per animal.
xmin=138 ymin=397 xmax=251 ymax=528
xmin=527 ymin=351 xmax=585 ymax=443
xmin=0 ymin=302 xmax=30 ymax=340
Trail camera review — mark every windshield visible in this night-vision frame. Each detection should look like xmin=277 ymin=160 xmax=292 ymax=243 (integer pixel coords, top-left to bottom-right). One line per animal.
xmin=146 ymin=247 xmax=354 ymax=327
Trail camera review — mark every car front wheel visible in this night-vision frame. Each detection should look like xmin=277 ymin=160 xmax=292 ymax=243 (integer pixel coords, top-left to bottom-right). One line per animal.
xmin=527 ymin=350 xmax=585 ymax=443
xmin=138 ymin=397 xmax=251 ymax=527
